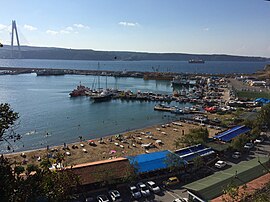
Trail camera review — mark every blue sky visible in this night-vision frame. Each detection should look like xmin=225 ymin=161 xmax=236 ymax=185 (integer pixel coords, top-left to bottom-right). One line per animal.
xmin=0 ymin=0 xmax=270 ymax=57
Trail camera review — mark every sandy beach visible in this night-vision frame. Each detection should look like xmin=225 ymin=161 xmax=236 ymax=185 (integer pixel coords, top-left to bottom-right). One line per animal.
xmin=5 ymin=120 xmax=219 ymax=167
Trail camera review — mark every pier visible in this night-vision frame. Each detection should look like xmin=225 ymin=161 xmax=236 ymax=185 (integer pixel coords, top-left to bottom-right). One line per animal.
xmin=0 ymin=67 xmax=253 ymax=79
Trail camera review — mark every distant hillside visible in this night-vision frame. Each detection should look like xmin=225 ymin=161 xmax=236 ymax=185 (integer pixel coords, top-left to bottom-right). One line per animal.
xmin=0 ymin=45 xmax=269 ymax=62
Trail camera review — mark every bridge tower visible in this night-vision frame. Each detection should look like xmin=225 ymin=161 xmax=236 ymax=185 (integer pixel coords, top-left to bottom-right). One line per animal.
xmin=11 ymin=20 xmax=21 ymax=58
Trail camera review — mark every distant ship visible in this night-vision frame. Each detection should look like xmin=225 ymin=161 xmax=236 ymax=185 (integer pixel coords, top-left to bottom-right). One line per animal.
xmin=188 ymin=59 xmax=205 ymax=64
xmin=36 ymin=69 xmax=65 ymax=76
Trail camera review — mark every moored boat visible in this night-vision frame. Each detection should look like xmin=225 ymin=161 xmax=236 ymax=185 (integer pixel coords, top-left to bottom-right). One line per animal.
xmin=90 ymin=90 xmax=113 ymax=102
xmin=69 ymin=83 xmax=91 ymax=97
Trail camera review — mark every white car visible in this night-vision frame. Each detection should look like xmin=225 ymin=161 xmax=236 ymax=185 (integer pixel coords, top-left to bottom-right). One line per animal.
xmin=146 ymin=181 xmax=161 ymax=193
xmin=108 ymin=190 xmax=122 ymax=201
xmin=129 ymin=186 xmax=141 ymax=199
xmin=254 ymin=137 xmax=264 ymax=144
xmin=137 ymin=182 xmax=151 ymax=197
xmin=215 ymin=160 xmax=226 ymax=169
xmin=244 ymin=142 xmax=254 ymax=149
xmin=232 ymin=151 xmax=241 ymax=159
xmin=96 ymin=195 xmax=109 ymax=202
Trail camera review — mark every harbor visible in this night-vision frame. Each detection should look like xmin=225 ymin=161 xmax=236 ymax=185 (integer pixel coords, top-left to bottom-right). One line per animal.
xmin=1 ymin=64 xmax=269 ymax=154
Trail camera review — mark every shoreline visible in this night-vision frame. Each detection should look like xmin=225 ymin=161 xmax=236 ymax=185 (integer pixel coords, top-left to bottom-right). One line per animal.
xmin=4 ymin=120 xmax=220 ymax=167
xmin=1 ymin=115 xmax=179 ymax=155
xmin=4 ymin=118 xmax=177 ymax=155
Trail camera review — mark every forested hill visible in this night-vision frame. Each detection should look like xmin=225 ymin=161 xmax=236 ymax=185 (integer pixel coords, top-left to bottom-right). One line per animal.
xmin=0 ymin=45 xmax=268 ymax=61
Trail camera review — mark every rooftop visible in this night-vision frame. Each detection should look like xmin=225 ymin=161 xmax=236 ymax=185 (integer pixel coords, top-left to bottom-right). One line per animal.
xmin=127 ymin=150 xmax=184 ymax=174
xmin=70 ymin=157 xmax=134 ymax=185
xmin=214 ymin=125 xmax=250 ymax=142
xmin=184 ymin=157 xmax=270 ymax=201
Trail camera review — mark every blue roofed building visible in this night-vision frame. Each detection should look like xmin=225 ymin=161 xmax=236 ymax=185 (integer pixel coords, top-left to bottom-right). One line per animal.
xmin=175 ymin=144 xmax=215 ymax=163
xmin=214 ymin=125 xmax=251 ymax=142
xmin=127 ymin=150 xmax=186 ymax=174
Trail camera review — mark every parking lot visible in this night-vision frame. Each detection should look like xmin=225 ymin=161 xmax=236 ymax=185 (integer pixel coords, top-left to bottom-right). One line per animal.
xmin=77 ymin=178 xmax=189 ymax=202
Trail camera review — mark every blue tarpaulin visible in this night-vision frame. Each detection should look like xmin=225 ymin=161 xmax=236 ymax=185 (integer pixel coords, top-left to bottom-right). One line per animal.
xmin=127 ymin=150 xmax=186 ymax=174
xmin=255 ymin=98 xmax=270 ymax=104
xmin=214 ymin=125 xmax=251 ymax=142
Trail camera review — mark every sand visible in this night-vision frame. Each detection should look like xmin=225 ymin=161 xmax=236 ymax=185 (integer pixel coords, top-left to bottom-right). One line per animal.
xmin=5 ymin=121 xmax=219 ymax=167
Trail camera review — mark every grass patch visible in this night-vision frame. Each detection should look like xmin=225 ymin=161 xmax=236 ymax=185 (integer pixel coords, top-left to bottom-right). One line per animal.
xmin=236 ymin=91 xmax=270 ymax=99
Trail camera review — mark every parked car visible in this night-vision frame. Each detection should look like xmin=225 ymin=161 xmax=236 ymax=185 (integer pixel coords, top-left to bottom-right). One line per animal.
xmin=85 ymin=196 xmax=94 ymax=202
xmin=129 ymin=185 xmax=141 ymax=199
xmin=163 ymin=177 xmax=180 ymax=187
xmin=254 ymin=137 xmax=264 ymax=144
xmin=244 ymin=142 xmax=254 ymax=149
xmin=146 ymin=181 xmax=161 ymax=193
xmin=96 ymin=195 xmax=109 ymax=202
xmin=215 ymin=160 xmax=226 ymax=169
xmin=108 ymin=190 xmax=122 ymax=201
xmin=137 ymin=182 xmax=151 ymax=197
xmin=232 ymin=151 xmax=241 ymax=159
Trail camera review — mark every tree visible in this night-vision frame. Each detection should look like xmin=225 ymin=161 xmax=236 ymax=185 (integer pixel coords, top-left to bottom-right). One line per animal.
xmin=256 ymin=103 xmax=270 ymax=131
xmin=175 ymin=127 xmax=209 ymax=146
xmin=230 ymin=134 xmax=248 ymax=152
xmin=222 ymin=182 xmax=241 ymax=202
xmin=0 ymin=102 xmax=81 ymax=201
xmin=0 ymin=155 xmax=16 ymax=201
xmin=164 ymin=152 xmax=186 ymax=173
xmin=193 ymin=156 xmax=204 ymax=170
xmin=222 ymin=182 xmax=249 ymax=202
xmin=0 ymin=155 xmax=80 ymax=201
xmin=0 ymin=103 xmax=19 ymax=141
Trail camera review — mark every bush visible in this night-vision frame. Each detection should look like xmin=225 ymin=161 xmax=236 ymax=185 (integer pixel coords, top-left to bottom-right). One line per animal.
xmin=14 ymin=166 xmax=25 ymax=175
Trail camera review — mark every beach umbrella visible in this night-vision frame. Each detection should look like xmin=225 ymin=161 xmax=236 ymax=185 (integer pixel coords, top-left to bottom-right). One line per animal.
xmin=110 ymin=150 xmax=117 ymax=154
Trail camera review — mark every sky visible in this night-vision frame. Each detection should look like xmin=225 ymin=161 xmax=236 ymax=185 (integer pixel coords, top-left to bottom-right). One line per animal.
xmin=0 ymin=0 xmax=270 ymax=57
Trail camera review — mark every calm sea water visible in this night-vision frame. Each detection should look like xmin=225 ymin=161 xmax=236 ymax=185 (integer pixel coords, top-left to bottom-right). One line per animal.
xmin=0 ymin=59 xmax=268 ymax=153
xmin=0 ymin=59 xmax=268 ymax=74
xmin=0 ymin=73 xmax=189 ymax=153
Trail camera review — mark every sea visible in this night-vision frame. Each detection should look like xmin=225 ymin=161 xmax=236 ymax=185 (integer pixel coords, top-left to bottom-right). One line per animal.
xmin=0 ymin=59 xmax=268 ymax=153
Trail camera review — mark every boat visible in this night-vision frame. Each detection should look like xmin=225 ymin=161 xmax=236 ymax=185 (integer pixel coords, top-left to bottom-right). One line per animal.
xmin=90 ymin=90 xmax=113 ymax=102
xmin=171 ymin=109 xmax=184 ymax=114
xmin=188 ymin=59 xmax=205 ymax=63
xmin=171 ymin=76 xmax=198 ymax=87
xmin=89 ymin=62 xmax=113 ymax=102
xmin=69 ymin=83 xmax=91 ymax=97
xmin=36 ymin=69 xmax=65 ymax=76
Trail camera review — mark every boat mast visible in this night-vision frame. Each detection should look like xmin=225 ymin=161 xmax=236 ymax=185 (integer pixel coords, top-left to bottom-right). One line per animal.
xmin=98 ymin=62 xmax=100 ymax=92
xmin=105 ymin=75 xmax=108 ymax=90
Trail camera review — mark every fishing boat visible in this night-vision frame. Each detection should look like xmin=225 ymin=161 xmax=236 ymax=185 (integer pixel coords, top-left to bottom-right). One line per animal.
xmin=69 ymin=82 xmax=91 ymax=97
